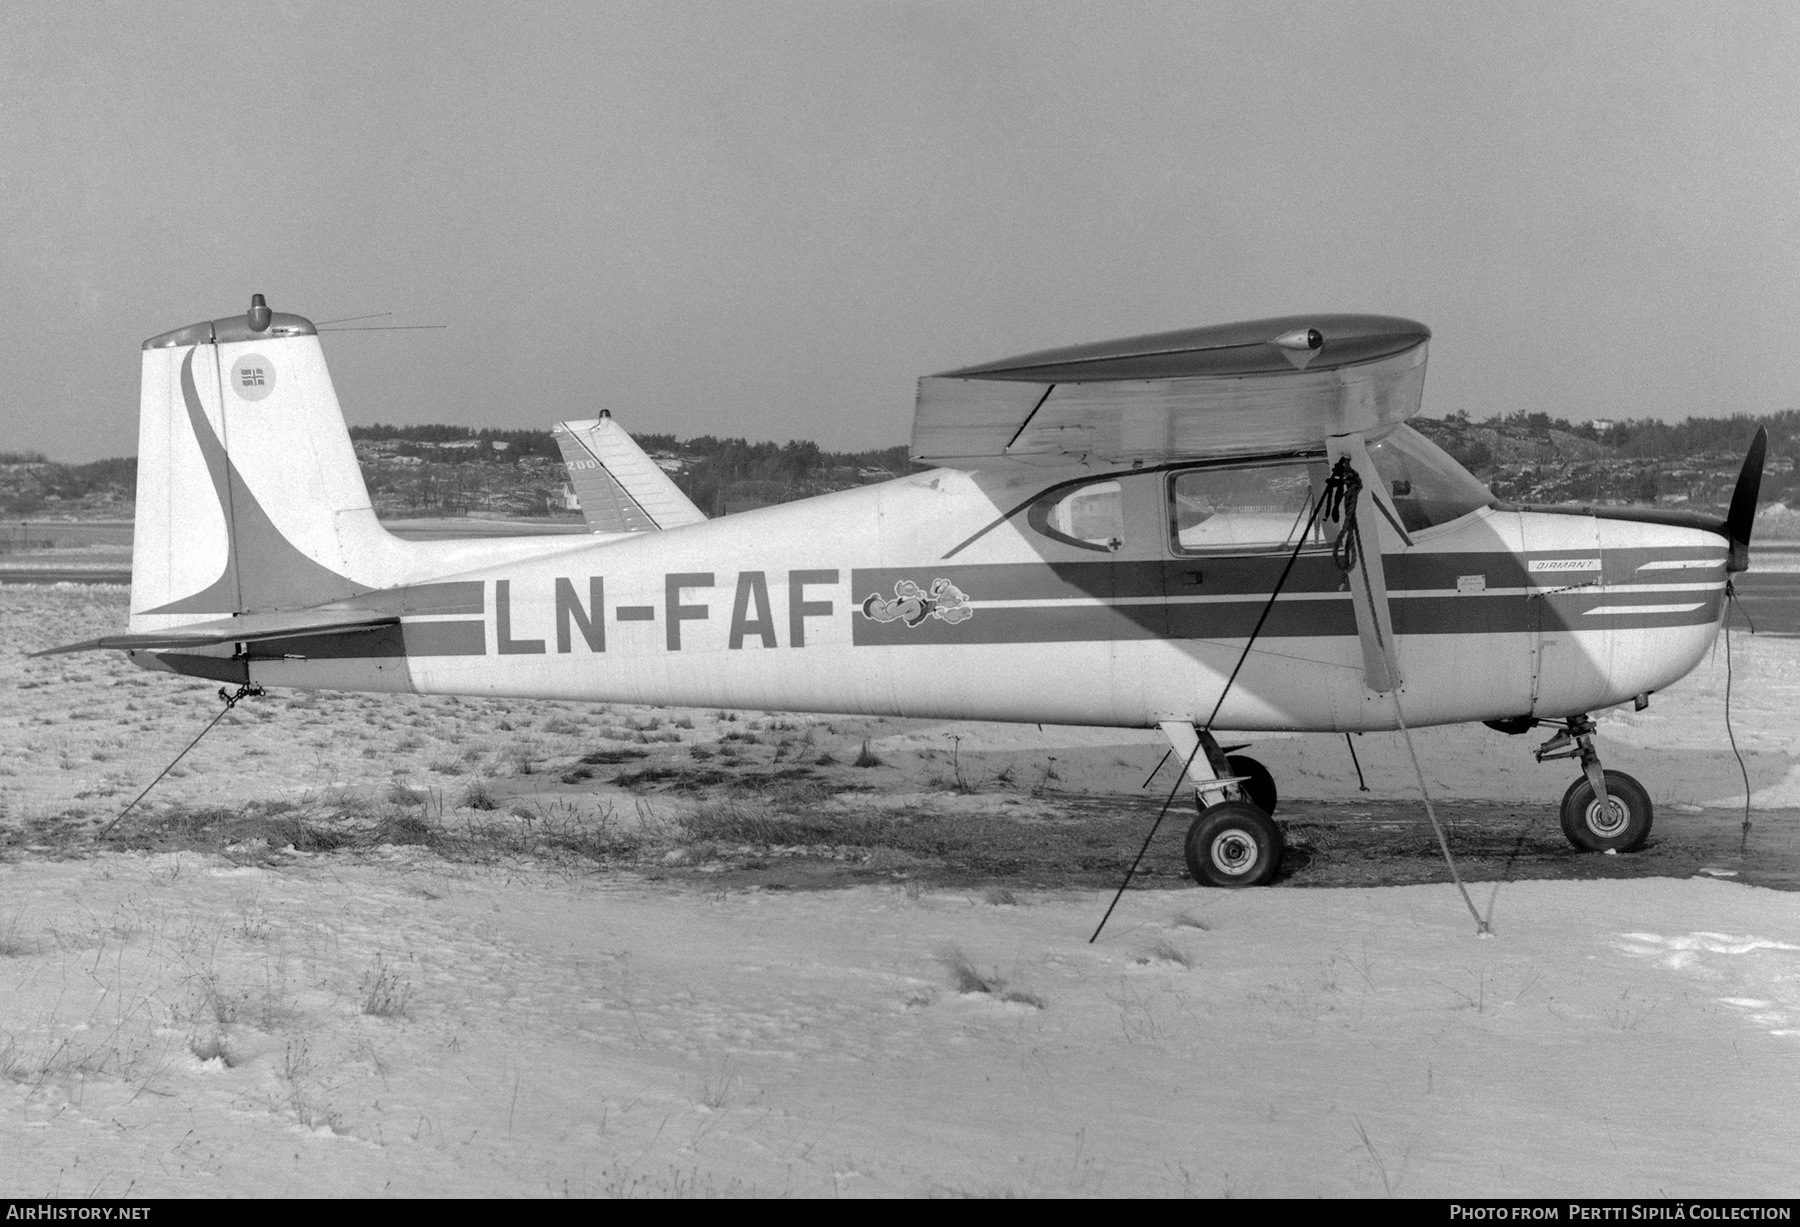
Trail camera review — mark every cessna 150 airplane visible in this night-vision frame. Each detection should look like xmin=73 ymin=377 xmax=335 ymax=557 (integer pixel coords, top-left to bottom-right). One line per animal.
xmin=46 ymin=296 xmax=1766 ymax=887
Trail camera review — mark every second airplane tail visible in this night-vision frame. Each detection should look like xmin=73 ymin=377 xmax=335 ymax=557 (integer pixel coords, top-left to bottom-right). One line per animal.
xmin=554 ymin=413 xmax=707 ymax=533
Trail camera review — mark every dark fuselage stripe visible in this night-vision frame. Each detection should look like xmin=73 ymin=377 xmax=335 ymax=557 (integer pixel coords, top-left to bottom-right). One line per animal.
xmin=848 ymin=589 xmax=1722 ymax=646
xmin=854 ymin=550 xmax=1724 ymax=606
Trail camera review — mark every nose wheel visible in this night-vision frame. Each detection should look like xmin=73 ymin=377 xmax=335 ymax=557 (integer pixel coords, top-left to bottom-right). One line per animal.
xmin=1559 ymin=770 xmax=1653 ymax=852
xmin=1533 ymin=715 xmax=1655 ymax=853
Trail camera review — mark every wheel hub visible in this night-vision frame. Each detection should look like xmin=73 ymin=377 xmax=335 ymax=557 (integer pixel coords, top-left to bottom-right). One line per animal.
xmin=1585 ymin=796 xmax=1630 ymax=838
xmin=1210 ymin=830 xmax=1257 ymax=876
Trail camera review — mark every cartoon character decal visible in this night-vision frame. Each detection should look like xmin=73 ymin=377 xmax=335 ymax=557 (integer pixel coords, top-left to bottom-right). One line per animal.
xmin=860 ymin=578 xmax=974 ymax=627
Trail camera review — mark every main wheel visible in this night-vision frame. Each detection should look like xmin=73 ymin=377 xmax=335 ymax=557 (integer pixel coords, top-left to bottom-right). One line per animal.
xmin=1559 ymin=770 xmax=1653 ymax=853
xmin=1185 ymin=802 xmax=1284 ymax=887
xmin=1225 ymin=754 xmax=1277 ymax=816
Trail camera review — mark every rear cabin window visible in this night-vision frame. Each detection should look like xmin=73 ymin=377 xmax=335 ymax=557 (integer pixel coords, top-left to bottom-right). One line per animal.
xmin=1028 ymin=479 xmax=1124 ymax=552
xmin=1168 ymin=461 xmax=1327 ymax=554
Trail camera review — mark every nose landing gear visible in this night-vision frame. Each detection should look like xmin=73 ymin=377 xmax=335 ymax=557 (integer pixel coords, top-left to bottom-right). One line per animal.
xmin=1533 ymin=715 xmax=1654 ymax=852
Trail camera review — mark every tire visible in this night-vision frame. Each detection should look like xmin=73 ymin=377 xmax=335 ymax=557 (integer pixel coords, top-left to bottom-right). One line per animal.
xmin=1185 ymin=802 xmax=1284 ymax=887
xmin=1225 ymin=754 xmax=1277 ymax=816
xmin=1559 ymin=770 xmax=1653 ymax=853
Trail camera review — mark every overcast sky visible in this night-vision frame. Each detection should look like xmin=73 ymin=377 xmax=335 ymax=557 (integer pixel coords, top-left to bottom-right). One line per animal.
xmin=3 ymin=1 xmax=1797 ymax=462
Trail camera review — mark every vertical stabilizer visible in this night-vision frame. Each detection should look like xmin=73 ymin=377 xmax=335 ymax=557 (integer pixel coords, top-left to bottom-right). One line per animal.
xmin=553 ymin=414 xmax=707 ymax=533
xmin=130 ymin=298 xmax=402 ymax=631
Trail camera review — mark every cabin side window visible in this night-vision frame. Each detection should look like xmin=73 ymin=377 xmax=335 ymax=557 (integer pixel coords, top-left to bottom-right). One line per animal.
xmin=1167 ymin=460 xmax=1327 ymax=555
xmin=1028 ymin=479 xmax=1124 ymax=552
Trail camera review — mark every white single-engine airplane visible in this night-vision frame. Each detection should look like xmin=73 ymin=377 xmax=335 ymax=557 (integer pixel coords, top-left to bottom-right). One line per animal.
xmin=47 ymin=296 xmax=1767 ymax=887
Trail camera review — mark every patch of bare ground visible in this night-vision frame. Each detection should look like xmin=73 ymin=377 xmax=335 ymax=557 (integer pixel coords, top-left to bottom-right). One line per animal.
xmin=22 ymin=777 xmax=1793 ymax=898
xmin=648 ymin=793 xmax=1800 ymax=894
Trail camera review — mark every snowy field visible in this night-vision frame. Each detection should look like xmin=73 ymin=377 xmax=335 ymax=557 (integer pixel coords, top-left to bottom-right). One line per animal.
xmin=3 ymin=862 xmax=1797 ymax=1198
xmin=2 ymin=585 xmax=1798 ymax=1197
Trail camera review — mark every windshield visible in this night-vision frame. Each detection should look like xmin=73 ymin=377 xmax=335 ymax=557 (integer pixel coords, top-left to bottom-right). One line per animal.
xmin=1365 ymin=425 xmax=1495 ymax=532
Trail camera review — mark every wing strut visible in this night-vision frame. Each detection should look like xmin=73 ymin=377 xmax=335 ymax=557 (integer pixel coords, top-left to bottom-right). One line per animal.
xmin=1322 ymin=446 xmax=1489 ymax=934
xmin=1323 ymin=437 xmax=1402 ymax=693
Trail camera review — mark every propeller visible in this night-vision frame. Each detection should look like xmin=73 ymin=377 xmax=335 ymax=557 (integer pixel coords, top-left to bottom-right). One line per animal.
xmin=1724 ymin=426 xmax=1767 ymax=573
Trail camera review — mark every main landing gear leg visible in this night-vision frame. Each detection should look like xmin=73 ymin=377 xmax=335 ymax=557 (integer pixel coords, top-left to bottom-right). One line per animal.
xmin=1534 ymin=715 xmax=1654 ymax=853
xmin=1158 ymin=721 xmax=1283 ymax=887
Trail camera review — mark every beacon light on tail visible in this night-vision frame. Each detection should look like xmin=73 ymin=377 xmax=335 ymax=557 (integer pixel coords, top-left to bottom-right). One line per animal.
xmin=44 ymin=297 xmax=1767 ymax=887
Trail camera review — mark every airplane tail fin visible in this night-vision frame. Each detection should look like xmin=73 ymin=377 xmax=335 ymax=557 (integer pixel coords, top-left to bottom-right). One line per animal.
xmin=130 ymin=296 xmax=401 ymax=632
xmin=553 ymin=413 xmax=707 ymax=533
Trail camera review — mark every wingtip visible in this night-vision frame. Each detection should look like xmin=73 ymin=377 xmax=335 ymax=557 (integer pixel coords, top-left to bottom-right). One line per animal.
xmin=30 ymin=638 xmax=106 ymax=658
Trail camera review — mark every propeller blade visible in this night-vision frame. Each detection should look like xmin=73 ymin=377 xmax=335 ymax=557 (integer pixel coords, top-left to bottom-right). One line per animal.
xmin=1724 ymin=426 xmax=1767 ymax=572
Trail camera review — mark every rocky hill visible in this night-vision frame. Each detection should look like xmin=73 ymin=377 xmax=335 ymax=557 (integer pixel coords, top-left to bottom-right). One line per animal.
xmin=0 ymin=453 xmax=134 ymax=518
xmin=1409 ymin=411 xmax=1797 ymax=514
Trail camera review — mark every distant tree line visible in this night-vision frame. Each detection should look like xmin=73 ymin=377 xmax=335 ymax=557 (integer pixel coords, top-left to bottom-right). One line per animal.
xmin=1599 ymin=409 xmax=1800 ymax=460
xmin=0 ymin=455 xmax=136 ymax=515
xmin=646 ymin=436 xmax=916 ymax=516
xmin=1426 ymin=409 xmax=1795 ymax=462
xmin=351 ymin=423 xmax=563 ymax=461
xmin=347 ymin=424 xmax=918 ymax=516
xmin=6 ymin=409 xmax=1794 ymax=518
xmin=1413 ymin=409 xmax=1797 ymax=508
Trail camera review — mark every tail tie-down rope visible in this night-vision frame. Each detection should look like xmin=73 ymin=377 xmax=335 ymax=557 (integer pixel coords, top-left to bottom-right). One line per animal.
xmin=99 ymin=684 xmax=264 ymax=837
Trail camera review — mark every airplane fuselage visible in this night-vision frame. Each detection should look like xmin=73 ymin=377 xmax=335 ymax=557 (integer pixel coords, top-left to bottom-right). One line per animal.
xmin=142 ymin=464 xmax=1729 ymax=733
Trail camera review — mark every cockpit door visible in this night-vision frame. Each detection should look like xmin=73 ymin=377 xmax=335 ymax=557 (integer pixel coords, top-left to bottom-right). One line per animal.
xmin=1158 ymin=457 xmax=1339 ymax=722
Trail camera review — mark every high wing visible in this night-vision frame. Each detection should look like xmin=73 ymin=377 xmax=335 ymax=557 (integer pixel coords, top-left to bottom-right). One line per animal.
xmin=911 ymin=314 xmax=1430 ymax=467
xmin=553 ymin=413 xmax=707 ymax=532
xmin=911 ymin=314 xmax=1431 ymax=698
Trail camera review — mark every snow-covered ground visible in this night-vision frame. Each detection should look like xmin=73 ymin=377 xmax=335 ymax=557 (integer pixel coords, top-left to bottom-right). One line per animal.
xmin=2 ymin=858 xmax=1796 ymax=1198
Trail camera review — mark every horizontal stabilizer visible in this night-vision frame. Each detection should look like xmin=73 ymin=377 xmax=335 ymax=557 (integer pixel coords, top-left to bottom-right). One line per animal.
xmin=554 ymin=414 xmax=707 ymax=532
xmin=35 ymin=607 xmax=398 ymax=656
xmin=912 ymin=315 xmax=1431 ymax=468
